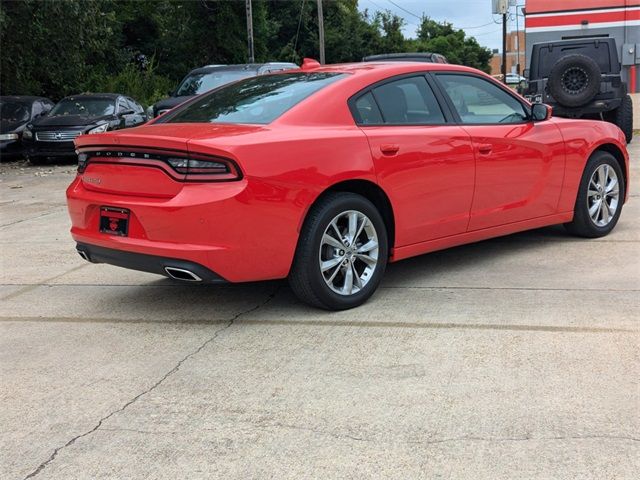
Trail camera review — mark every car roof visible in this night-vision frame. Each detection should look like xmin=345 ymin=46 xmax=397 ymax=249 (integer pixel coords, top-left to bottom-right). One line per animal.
xmin=189 ymin=63 xmax=297 ymax=75
xmin=300 ymin=61 xmax=476 ymax=76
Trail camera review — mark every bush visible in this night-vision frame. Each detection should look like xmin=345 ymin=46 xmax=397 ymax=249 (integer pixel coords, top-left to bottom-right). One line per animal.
xmin=83 ymin=57 xmax=175 ymax=107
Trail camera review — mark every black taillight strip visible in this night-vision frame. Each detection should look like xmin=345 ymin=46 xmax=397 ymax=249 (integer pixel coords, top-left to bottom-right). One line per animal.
xmin=77 ymin=147 xmax=242 ymax=182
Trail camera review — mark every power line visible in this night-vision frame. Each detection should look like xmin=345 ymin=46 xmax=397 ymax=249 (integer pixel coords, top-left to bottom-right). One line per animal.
xmin=291 ymin=0 xmax=307 ymax=61
xmin=385 ymin=0 xmax=422 ymax=20
xmin=459 ymin=21 xmax=496 ymax=30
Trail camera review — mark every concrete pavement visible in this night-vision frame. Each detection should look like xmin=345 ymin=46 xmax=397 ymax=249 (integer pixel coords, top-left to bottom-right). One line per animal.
xmin=1 ymin=146 xmax=638 ymax=479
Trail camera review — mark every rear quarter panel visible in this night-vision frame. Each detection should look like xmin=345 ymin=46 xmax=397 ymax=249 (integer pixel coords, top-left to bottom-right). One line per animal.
xmin=188 ymin=126 xmax=376 ymax=278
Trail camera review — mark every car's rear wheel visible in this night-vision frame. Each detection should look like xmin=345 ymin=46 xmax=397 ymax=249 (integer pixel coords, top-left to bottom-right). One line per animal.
xmin=289 ymin=192 xmax=388 ymax=310
xmin=608 ymin=94 xmax=633 ymax=144
xmin=564 ymin=151 xmax=625 ymax=238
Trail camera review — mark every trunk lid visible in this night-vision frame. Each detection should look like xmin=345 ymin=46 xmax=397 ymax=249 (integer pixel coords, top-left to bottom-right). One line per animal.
xmin=76 ymin=123 xmax=262 ymax=198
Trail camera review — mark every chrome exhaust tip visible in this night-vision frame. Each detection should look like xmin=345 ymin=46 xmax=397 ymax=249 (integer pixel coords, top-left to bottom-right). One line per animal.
xmin=77 ymin=250 xmax=90 ymax=261
xmin=164 ymin=266 xmax=202 ymax=282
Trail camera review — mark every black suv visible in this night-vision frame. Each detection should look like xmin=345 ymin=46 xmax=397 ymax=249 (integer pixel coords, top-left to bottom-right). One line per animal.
xmin=522 ymin=38 xmax=633 ymax=143
xmin=363 ymin=52 xmax=448 ymax=63
xmin=149 ymin=63 xmax=298 ymax=118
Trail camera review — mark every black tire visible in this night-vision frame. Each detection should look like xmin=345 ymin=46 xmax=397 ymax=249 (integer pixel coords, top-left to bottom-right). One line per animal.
xmin=609 ymin=94 xmax=633 ymax=144
xmin=27 ymin=155 xmax=48 ymax=165
xmin=289 ymin=192 xmax=389 ymax=310
xmin=564 ymin=151 xmax=625 ymax=238
xmin=548 ymin=54 xmax=601 ymax=107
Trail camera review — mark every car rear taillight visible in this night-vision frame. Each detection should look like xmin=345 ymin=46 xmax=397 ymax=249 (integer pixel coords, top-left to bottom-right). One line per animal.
xmin=167 ymin=157 xmax=233 ymax=176
xmin=77 ymin=152 xmax=89 ymax=173
xmin=76 ymin=149 xmax=242 ymax=182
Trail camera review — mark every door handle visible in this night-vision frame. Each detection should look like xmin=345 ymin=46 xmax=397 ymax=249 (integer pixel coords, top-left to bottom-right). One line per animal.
xmin=380 ymin=144 xmax=400 ymax=155
xmin=477 ymin=143 xmax=492 ymax=155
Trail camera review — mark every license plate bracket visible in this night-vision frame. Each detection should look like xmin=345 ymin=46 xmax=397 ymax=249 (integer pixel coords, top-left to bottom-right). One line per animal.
xmin=99 ymin=207 xmax=129 ymax=236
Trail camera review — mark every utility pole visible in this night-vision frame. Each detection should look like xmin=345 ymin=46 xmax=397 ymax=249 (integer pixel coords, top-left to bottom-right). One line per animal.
xmin=501 ymin=11 xmax=507 ymax=83
xmin=246 ymin=0 xmax=255 ymax=63
xmin=317 ymin=0 xmax=325 ymax=64
xmin=515 ymin=4 xmax=520 ymax=75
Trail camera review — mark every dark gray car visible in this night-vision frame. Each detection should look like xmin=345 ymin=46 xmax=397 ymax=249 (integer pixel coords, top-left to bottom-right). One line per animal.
xmin=0 ymin=96 xmax=55 ymax=160
xmin=149 ymin=63 xmax=298 ymax=118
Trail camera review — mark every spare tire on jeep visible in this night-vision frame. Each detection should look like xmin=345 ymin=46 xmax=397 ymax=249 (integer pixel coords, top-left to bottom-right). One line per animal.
xmin=548 ymin=54 xmax=601 ymax=107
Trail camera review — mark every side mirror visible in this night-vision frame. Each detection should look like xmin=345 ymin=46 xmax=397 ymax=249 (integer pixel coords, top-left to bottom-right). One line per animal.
xmin=531 ymin=103 xmax=552 ymax=121
xmin=118 ymin=109 xmax=135 ymax=117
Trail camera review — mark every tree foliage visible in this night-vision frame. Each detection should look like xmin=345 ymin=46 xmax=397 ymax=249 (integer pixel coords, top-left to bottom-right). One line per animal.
xmin=0 ymin=0 xmax=493 ymax=105
xmin=412 ymin=17 xmax=493 ymax=72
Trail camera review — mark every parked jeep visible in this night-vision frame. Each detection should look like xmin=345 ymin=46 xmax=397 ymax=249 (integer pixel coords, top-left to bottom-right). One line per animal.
xmin=521 ymin=38 xmax=633 ymax=143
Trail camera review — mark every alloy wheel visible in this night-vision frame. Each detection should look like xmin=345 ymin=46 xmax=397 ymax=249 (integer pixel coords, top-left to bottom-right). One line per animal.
xmin=318 ymin=210 xmax=379 ymax=296
xmin=588 ymin=164 xmax=620 ymax=227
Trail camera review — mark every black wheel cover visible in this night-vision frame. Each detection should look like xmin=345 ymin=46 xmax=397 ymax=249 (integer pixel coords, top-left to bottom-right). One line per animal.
xmin=548 ymin=54 xmax=601 ymax=107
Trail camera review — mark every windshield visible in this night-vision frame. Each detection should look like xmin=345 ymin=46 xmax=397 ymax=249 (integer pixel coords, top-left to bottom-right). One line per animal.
xmin=162 ymin=72 xmax=344 ymax=125
xmin=0 ymin=102 xmax=30 ymax=123
xmin=175 ymin=71 xmax=256 ymax=96
xmin=50 ymin=98 xmax=115 ymax=117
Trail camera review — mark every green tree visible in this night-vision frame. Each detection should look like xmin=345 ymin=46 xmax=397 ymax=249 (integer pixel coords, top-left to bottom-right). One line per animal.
xmin=0 ymin=0 xmax=493 ymax=103
xmin=413 ymin=17 xmax=492 ymax=72
xmin=0 ymin=0 xmax=123 ymax=98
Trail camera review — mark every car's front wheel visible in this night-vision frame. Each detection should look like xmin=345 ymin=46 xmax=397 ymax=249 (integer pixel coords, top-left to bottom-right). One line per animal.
xmin=289 ymin=192 xmax=388 ymax=310
xmin=565 ymin=151 xmax=625 ymax=238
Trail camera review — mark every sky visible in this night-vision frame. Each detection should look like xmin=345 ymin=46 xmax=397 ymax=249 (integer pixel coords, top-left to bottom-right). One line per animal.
xmin=357 ymin=0 xmax=522 ymax=52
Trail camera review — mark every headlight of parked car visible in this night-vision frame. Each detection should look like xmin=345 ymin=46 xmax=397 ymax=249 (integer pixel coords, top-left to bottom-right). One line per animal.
xmin=87 ymin=123 xmax=109 ymax=134
xmin=0 ymin=133 xmax=19 ymax=141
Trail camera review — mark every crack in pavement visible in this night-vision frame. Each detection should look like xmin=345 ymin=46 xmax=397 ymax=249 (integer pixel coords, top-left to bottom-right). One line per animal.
xmin=21 ymin=286 xmax=280 ymax=480
xmin=1 ymin=315 xmax=635 ymax=333
xmin=1 ymin=264 xmax=90 ymax=301
xmin=98 ymin=426 xmax=640 ymax=445
xmin=0 ymin=207 xmax=66 ymax=229
xmin=2 ymin=283 xmax=639 ymax=293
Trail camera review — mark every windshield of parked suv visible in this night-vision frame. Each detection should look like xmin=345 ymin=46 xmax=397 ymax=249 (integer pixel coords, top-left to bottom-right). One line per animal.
xmin=162 ymin=72 xmax=344 ymax=125
xmin=0 ymin=102 xmax=30 ymax=123
xmin=50 ymin=98 xmax=116 ymax=117
xmin=175 ymin=70 xmax=256 ymax=96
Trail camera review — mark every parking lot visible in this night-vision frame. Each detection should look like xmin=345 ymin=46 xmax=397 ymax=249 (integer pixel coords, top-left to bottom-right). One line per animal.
xmin=1 ymin=143 xmax=638 ymax=479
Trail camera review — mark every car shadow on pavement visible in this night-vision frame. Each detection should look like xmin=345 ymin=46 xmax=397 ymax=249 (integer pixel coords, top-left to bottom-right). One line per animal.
xmin=103 ymin=224 xmax=591 ymax=322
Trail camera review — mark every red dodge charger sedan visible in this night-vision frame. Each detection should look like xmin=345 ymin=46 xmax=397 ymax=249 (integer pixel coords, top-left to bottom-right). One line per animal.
xmin=67 ymin=61 xmax=629 ymax=310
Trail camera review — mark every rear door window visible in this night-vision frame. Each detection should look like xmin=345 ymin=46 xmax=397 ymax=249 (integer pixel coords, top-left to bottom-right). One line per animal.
xmin=354 ymin=92 xmax=383 ymax=125
xmin=536 ymin=43 xmax=611 ymax=77
xmin=353 ymin=76 xmax=445 ymax=125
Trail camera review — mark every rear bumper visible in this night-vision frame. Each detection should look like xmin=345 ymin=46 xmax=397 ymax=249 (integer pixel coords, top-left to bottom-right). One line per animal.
xmin=66 ymin=176 xmax=301 ymax=283
xmin=76 ymin=242 xmax=226 ymax=283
